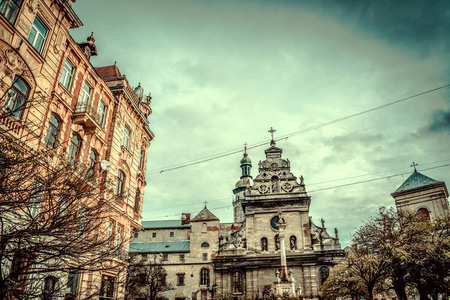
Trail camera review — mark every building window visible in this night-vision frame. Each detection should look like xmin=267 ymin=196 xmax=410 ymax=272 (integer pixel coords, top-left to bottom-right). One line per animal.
xmin=0 ymin=0 xmax=22 ymax=23
xmin=261 ymin=237 xmax=268 ymax=251
xmin=100 ymin=275 xmax=115 ymax=300
xmin=134 ymin=188 xmax=140 ymax=213
xmin=10 ymin=251 xmax=32 ymax=289
xmin=115 ymin=224 xmax=123 ymax=248
xmin=417 ymin=208 xmax=431 ymax=221
xmin=97 ymin=100 xmax=107 ymax=127
xmin=44 ymin=113 xmax=60 ymax=148
xmin=134 ymin=232 xmax=138 ymax=238
xmin=115 ymin=170 xmax=125 ymax=196
xmin=179 ymin=254 xmax=185 ymax=262
xmin=106 ymin=221 xmax=114 ymax=248
xmin=162 ymin=253 xmax=168 ymax=261
xmin=177 ymin=274 xmax=185 ymax=286
xmin=68 ymin=134 xmax=81 ymax=162
xmin=77 ymin=207 xmax=87 ymax=238
xmin=59 ymin=59 xmax=74 ymax=90
xmin=66 ymin=269 xmax=79 ymax=298
xmin=201 ymin=242 xmax=209 ymax=248
xmin=89 ymin=149 xmax=98 ymax=170
xmin=28 ymin=181 xmax=43 ymax=219
xmin=152 ymin=232 xmax=156 ymax=238
xmin=202 ymin=222 xmax=207 ymax=233
xmin=77 ymin=82 xmax=91 ymax=110
xmin=170 ymin=231 xmax=174 ymax=237
xmin=139 ymin=148 xmax=145 ymax=169
xmin=27 ymin=17 xmax=47 ymax=53
xmin=4 ymin=77 xmax=29 ymax=120
xmin=290 ymin=235 xmax=297 ymax=250
xmin=160 ymin=274 xmax=167 ymax=285
xmin=202 ymin=253 xmax=208 ymax=261
xmin=200 ymin=268 xmax=209 ymax=285
xmin=275 ymin=234 xmax=280 ymax=251
xmin=43 ymin=276 xmax=58 ymax=300
xmin=232 ymin=271 xmax=243 ymax=294
xmin=320 ymin=267 xmax=329 ymax=285
xmin=122 ymin=126 xmax=131 ymax=149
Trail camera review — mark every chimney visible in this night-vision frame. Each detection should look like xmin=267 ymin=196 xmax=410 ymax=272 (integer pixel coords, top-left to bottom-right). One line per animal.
xmin=181 ymin=213 xmax=191 ymax=225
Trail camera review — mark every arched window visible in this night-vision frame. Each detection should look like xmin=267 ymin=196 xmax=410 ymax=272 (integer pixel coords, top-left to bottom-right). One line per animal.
xmin=44 ymin=113 xmax=60 ymax=148
xmin=232 ymin=271 xmax=243 ymax=294
xmin=274 ymin=234 xmax=280 ymax=251
xmin=261 ymin=237 xmax=268 ymax=251
xmin=417 ymin=208 xmax=431 ymax=221
xmin=290 ymin=235 xmax=297 ymax=250
xmin=89 ymin=149 xmax=98 ymax=169
xmin=134 ymin=188 xmax=140 ymax=213
xmin=320 ymin=267 xmax=329 ymax=285
xmin=202 ymin=222 xmax=207 ymax=233
xmin=68 ymin=134 xmax=81 ymax=162
xmin=4 ymin=77 xmax=29 ymax=120
xmin=201 ymin=242 xmax=210 ymax=248
xmin=116 ymin=170 xmax=125 ymax=196
xmin=200 ymin=268 xmax=209 ymax=285
xmin=43 ymin=276 xmax=58 ymax=300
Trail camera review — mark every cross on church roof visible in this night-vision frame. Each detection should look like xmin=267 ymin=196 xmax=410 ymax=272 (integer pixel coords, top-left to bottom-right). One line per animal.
xmin=268 ymin=127 xmax=276 ymax=140
xmin=411 ymin=162 xmax=418 ymax=173
xmin=204 ymin=200 xmax=207 ymax=208
xmin=244 ymin=142 xmax=247 ymax=152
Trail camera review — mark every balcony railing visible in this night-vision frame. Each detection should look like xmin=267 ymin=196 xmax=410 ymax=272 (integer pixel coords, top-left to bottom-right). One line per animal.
xmin=72 ymin=104 xmax=101 ymax=133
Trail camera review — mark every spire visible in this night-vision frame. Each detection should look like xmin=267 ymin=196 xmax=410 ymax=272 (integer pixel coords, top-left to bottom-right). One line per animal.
xmin=240 ymin=143 xmax=252 ymax=179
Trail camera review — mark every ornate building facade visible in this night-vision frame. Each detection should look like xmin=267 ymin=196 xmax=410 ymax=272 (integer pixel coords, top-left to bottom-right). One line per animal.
xmin=0 ymin=0 xmax=153 ymax=298
xmin=131 ymin=140 xmax=343 ymax=299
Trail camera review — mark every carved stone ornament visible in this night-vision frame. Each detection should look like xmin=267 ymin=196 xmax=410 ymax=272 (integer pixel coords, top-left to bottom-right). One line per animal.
xmin=281 ymin=182 xmax=293 ymax=192
xmin=27 ymin=0 xmax=38 ymax=13
xmin=258 ymin=184 xmax=269 ymax=194
xmin=271 ymin=163 xmax=278 ymax=169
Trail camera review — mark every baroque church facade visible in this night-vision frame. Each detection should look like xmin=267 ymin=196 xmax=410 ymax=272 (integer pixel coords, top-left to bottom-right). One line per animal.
xmin=131 ymin=140 xmax=344 ymax=299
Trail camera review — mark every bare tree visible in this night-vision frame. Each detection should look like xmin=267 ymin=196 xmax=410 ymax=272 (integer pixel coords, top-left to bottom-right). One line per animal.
xmin=0 ymin=126 xmax=128 ymax=299
xmin=125 ymin=254 xmax=173 ymax=300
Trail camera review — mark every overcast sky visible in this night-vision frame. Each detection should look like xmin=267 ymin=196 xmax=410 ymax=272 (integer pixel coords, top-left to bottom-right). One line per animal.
xmin=71 ymin=0 xmax=450 ymax=246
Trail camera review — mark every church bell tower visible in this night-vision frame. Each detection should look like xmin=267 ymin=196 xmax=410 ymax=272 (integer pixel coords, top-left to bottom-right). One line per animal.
xmin=233 ymin=145 xmax=253 ymax=222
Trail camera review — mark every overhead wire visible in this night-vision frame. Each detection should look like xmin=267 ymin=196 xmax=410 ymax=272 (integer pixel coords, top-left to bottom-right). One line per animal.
xmin=146 ymin=83 xmax=450 ymax=175
xmin=142 ymin=162 xmax=450 ymax=220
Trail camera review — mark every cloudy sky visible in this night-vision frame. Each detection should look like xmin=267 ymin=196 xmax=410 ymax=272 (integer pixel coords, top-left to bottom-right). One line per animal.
xmin=70 ymin=0 xmax=450 ymax=246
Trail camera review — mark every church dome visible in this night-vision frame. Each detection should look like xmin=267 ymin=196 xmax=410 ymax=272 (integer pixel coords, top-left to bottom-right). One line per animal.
xmin=240 ymin=153 xmax=251 ymax=165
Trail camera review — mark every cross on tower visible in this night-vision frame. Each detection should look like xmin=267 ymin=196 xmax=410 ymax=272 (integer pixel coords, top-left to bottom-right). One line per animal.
xmin=244 ymin=142 xmax=247 ymax=152
xmin=268 ymin=127 xmax=276 ymax=140
xmin=411 ymin=162 xmax=418 ymax=173
xmin=204 ymin=200 xmax=207 ymax=208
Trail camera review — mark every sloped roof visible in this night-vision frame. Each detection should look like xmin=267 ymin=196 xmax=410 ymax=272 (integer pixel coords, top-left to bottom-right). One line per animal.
xmin=191 ymin=207 xmax=219 ymax=222
xmin=95 ymin=64 xmax=122 ymax=79
xmin=129 ymin=240 xmax=190 ymax=253
xmin=141 ymin=220 xmax=190 ymax=229
xmin=394 ymin=171 xmax=442 ymax=193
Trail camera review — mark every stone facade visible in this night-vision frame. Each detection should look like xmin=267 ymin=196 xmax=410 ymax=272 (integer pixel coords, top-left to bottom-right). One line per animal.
xmin=132 ymin=140 xmax=343 ymax=299
xmin=0 ymin=1 xmax=153 ymax=298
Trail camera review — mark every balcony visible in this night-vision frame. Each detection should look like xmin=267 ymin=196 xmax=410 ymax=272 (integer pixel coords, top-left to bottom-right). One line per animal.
xmin=72 ymin=104 xmax=101 ymax=133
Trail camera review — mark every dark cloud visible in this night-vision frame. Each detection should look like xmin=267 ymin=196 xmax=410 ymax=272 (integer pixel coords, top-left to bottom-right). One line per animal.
xmin=429 ymin=107 xmax=450 ymax=133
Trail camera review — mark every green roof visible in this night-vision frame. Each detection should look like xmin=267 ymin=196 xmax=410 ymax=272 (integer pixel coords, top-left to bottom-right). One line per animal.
xmin=394 ymin=171 xmax=441 ymax=193
xmin=129 ymin=240 xmax=190 ymax=253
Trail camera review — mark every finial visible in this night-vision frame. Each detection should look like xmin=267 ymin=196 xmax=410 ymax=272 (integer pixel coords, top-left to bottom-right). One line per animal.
xmin=204 ymin=200 xmax=207 ymax=208
xmin=114 ymin=61 xmax=117 ymax=65
xmin=411 ymin=162 xmax=418 ymax=173
xmin=138 ymin=82 xmax=141 ymax=87
xmin=268 ymin=127 xmax=276 ymax=146
xmin=244 ymin=142 xmax=247 ymax=154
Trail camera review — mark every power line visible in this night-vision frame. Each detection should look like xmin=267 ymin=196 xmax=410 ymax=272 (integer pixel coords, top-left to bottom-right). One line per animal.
xmin=141 ymin=162 xmax=450 ymax=220
xmin=146 ymin=83 xmax=450 ymax=175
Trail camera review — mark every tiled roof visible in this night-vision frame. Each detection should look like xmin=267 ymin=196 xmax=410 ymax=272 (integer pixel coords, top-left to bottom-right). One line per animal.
xmin=394 ymin=171 xmax=442 ymax=193
xmin=191 ymin=207 xmax=219 ymax=222
xmin=95 ymin=65 xmax=122 ymax=79
xmin=129 ymin=240 xmax=190 ymax=253
xmin=141 ymin=220 xmax=190 ymax=229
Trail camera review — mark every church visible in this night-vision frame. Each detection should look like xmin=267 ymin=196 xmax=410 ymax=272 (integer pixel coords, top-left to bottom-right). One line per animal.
xmin=130 ymin=138 xmax=344 ymax=299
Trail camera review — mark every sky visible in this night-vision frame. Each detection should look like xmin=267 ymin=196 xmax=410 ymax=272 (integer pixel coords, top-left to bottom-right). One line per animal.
xmin=70 ymin=0 xmax=450 ymax=246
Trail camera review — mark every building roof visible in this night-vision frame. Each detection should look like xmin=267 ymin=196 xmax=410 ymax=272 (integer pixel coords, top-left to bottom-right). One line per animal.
xmin=141 ymin=220 xmax=190 ymax=229
xmin=129 ymin=240 xmax=190 ymax=253
xmin=394 ymin=171 xmax=442 ymax=193
xmin=191 ymin=207 xmax=219 ymax=222
xmin=95 ymin=64 xmax=122 ymax=79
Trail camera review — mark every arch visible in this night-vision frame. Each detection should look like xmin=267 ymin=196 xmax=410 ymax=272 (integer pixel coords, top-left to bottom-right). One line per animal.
xmin=43 ymin=275 xmax=58 ymax=300
xmin=232 ymin=271 xmax=243 ymax=294
xmin=417 ymin=207 xmax=430 ymax=221
xmin=290 ymin=235 xmax=297 ymax=250
xmin=202 ymin=222 xmax=207 ymax=233
xmin=261 ymin=237 xmax=268 ymax=251
xmin=201 ymin=242 xmax=209 ymax=248
xmin=319 ymin=266 xmax=329 ymax=285
xmin=200 ymin=268 xmax=209 ymax=285
xmin=4 ymin=76 xmax=30 ymax=120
